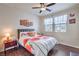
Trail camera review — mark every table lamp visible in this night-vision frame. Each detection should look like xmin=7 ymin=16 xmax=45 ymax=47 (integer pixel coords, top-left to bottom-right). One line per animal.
xmin=2 ymin=33 xmax=12 ymax=43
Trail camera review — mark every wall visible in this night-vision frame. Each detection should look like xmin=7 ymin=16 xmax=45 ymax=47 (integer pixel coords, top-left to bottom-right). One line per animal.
xmin=39 ymin=6 xmax=79 ymax=48
xmin=0 ymin=6 xmax=39 ymax=52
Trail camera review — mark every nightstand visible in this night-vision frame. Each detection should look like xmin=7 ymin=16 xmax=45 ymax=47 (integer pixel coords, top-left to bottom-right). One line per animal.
xmin=4 ymin=40 xmax=18 ymax=56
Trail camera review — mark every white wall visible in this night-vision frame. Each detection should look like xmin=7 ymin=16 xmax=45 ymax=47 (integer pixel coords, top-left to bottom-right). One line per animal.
xmin=39 ymin=6 xmax=79 ymax=48
xmin=0 ymin=6 xmax=39 ymax=32
xmin=0 ymin=6 xmax=39 ymax=52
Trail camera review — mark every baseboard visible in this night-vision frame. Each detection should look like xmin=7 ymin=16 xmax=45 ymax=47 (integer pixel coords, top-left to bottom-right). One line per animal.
xmin=57 ymin=41 xmax=79 ymax=49
xmin=59 ymin=43 xmax=79 ymax=50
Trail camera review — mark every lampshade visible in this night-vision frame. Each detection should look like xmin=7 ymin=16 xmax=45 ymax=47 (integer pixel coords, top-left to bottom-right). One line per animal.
xmin=5 ymin=33 xmax=10 ymax=37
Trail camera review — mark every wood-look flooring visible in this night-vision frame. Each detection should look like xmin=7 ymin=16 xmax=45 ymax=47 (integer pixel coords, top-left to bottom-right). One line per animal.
xmin=0 ymin=44 xmax=79 ymax=56
xmin=49 ymin=44 xmax=79 ymax=56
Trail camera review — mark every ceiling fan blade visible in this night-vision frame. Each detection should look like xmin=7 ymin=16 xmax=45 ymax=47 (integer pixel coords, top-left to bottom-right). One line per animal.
xmin=46 ymin=8 xmax=51 ymax=12
xmin=32 ymin=7 xmax=41 ymax=9
xmin=39 ymin=10 xmax=42 ymax=13
xmin=46 ymin=3 xmax=56 ymax=7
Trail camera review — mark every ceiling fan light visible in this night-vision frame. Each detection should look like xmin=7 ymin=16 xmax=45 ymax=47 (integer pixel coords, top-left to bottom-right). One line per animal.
xmin=41 ymin=8 xmax=46 ymax=10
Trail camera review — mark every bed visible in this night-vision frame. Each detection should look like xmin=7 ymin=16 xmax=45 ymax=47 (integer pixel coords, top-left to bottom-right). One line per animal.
xmin=17 ymin=29 xmax=57 ymax=56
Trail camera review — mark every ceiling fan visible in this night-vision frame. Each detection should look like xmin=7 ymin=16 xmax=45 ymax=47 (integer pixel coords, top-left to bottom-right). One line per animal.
xmin=32 ymin=3 xmax=56 ymax=13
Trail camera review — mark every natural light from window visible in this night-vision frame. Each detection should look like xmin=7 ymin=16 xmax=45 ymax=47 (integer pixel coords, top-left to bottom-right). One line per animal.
xmin=44 ymin=15 xmax=67 ymax=32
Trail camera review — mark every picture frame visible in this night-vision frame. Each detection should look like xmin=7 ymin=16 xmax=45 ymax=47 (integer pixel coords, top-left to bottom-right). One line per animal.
xmin=20 ymin=19 xmax=33 ymax=27
xmin=69 ymin=18 xmax=76 ymax=24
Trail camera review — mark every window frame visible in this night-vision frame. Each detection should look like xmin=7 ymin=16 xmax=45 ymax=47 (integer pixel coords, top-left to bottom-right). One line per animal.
xmin=44 ymin=17 xmax=53 ymax=32
xmin=44 ymin=14 xmax=68 ymax=32
xmin=54 ymin=15 xmax=68 ymax=32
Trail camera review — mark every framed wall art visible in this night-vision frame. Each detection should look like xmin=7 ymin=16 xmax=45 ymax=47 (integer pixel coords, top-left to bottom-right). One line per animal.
xmin=69 ymin=13 xmax=76 ymax=24
xmin=20 ymin=19 xmax=33 ymax=27
xmin=69 ymin=18 xmax=76 ymax=24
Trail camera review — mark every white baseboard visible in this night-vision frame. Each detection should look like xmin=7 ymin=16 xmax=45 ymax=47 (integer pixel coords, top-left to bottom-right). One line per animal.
xmin=59 ymin=42 xmax=79 ymax=49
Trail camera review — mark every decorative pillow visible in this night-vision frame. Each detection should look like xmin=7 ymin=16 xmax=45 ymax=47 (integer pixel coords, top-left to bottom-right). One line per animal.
xmin=20 ymin=32 xmax=31 ymax=39
xmin=36 ymin=35 xmax=43 ymax=37
xmin=20 ymin=32 xmax=37 ymax=38
xmin=41 ymin=36 xmax=48 ymax=39
xmin=26 ymin=32 xmax=36 ymax=37
xmin=30 ymin=37 xmax=40 ymax=41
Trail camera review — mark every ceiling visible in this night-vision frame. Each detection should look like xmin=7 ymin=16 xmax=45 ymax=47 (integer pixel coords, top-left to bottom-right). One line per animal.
xmin=0 ymin=3 xmax=77 ymax=16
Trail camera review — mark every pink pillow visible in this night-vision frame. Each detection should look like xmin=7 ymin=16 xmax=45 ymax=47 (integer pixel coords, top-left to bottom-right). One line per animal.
xmin=36 ymin=35 xmax=43 ymax=37
xmin=42 ymin=36 xmax=48 ymax=39
xmin=31 ymin=37 xmax=39 ymax=41
xmin=20 ymin=32 xmax=36 ymax=37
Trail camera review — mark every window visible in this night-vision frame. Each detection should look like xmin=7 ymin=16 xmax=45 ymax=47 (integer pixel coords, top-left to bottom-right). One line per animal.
xmin=54 ymin=15 xmax=67 ymax=32
xmin=44 ymin=15 xmax=67 ymax=32
xmin=44 ymin=18 xmax=53 ymax=32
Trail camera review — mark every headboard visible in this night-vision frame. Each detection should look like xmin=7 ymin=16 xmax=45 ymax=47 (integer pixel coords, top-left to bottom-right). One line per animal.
xmin=17 ymin=29 xmax=34 ymax=39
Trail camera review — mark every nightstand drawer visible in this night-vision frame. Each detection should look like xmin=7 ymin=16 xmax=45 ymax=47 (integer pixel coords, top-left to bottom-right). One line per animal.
xmin=5 ymin=40 xmax=17 ymax=48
